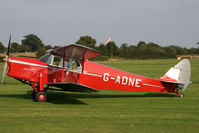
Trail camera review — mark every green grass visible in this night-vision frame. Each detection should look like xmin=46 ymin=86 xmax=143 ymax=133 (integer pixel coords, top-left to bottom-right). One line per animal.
xmin=0 ymin=59 xmax=199 ymax=133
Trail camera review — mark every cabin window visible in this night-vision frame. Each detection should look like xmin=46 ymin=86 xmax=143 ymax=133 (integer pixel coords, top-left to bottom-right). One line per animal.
xmin=40 ymin=54 xmax=82 ymax=71
xmin=58 ymin=58 xmax=82 ymax=71
xmin=39 ymin=53 xmax=54 ymax=65
xmin=72 ymin=60 xmax=82 ymax=70
xmin=58 ymin=58 xmax=72 ymax=69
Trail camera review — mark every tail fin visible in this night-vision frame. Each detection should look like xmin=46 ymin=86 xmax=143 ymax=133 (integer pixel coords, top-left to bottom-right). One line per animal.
xmin=160 ymin=59 xmax=192 ymax=91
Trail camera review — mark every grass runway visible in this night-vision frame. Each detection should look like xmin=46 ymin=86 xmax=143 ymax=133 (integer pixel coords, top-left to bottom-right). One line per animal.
xmin=0 ymin=59 xmax=199 ymax=133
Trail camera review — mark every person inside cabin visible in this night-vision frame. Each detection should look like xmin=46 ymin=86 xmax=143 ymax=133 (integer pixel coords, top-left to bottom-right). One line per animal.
xmin=59 ymin=58 xmax=72 ymax=69
xmin=65 ymin=59 xmax=72 ymax=69
xmin=75 ymin=60 xmax=82 ymax=70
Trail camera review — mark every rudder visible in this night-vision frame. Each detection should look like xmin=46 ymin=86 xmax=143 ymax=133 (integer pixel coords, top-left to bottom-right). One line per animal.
xmin=160 ymin=59 xmax=192 ymax=91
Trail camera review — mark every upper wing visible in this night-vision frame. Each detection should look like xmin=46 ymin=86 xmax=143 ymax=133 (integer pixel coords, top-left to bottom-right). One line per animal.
xmin=51 ymin=44 xmax=101 ymax=60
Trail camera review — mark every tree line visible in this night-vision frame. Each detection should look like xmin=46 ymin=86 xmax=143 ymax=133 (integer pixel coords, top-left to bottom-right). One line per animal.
xmin=0 ymin=34 xmax=198 ymax=59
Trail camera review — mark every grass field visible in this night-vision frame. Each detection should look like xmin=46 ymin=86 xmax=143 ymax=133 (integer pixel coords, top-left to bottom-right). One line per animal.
xmin=0 ymin=59 xmax=199 ymax=133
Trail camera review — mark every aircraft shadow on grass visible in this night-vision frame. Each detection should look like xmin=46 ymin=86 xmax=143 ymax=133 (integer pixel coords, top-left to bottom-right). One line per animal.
xmin=0 ymin=90 xmax=176 ymax=105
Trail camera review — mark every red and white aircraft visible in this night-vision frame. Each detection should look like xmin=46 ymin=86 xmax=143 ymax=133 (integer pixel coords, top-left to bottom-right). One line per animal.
xmin=1 ymin=36 xmax=192 ymax=102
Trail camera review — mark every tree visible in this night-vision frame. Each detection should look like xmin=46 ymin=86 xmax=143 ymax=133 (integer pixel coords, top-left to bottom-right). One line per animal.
xmin=18 ymin=45 xmax=30 ymax=52
xmin=75 ymin=35 xmax=96 ymax=49
xmin=119 ymin=43 xmax=129 ymax=58
xmin=53 ymin=46 xmax=60 ymax=49
xmin=164 ymin=46 xmax=177 ymax=56
xmin=168 ymin=46 xmax=186 ymax=55
xmin=45 ymin=45 xmax=53 ymax=50
xmin=22 ymin=34 xmax=44 ymax=52
xmin=147 ymin=42 xmax=161 ymax=48
xmin=0 ymin=42 xmax=5 ymax=53
xmin=36 ymin=47 xmax=47 ymax=58
xmin=106 ymin=41 xmax=119 ymax=57
xmin=137 ymin=41 xmax=147 ymax=50
xmin=97 ymin=43 xmax=107 ymax=55
xmin=11 ymin=42 xmax=20 ymax=53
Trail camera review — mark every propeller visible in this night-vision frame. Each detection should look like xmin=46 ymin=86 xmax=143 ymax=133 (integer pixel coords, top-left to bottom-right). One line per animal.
xmin=1 ymin=35 xmax=11 ymax=85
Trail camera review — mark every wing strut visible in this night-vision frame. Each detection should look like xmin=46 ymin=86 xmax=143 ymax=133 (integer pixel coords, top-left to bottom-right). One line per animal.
xmin=62 ymin=51 xmax=65 ymax=82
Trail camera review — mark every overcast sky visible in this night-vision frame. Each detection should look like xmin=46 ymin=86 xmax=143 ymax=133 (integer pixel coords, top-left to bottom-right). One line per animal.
xmin=0 ymin=0 xmax=198 ymax=48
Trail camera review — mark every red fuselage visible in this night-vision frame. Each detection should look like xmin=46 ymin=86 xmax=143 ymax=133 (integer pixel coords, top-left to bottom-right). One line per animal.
xmin=7 ymin=57 xmax=177 ymax=94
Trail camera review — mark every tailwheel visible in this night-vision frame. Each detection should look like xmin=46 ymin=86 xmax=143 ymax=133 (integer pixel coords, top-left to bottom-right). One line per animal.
xmin=177 ymin=93 xmax=184 ymax=98
xmin=35 ymin=91 xmax=47 ymax=102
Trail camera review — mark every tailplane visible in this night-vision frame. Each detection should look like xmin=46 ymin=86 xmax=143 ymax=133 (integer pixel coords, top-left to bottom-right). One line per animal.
xmin=160 ymin=59 xmax=192 ymax=91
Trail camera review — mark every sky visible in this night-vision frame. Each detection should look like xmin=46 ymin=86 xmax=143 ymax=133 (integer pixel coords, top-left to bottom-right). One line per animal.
xmin=0 ymin=0 xmax=199 ymax=48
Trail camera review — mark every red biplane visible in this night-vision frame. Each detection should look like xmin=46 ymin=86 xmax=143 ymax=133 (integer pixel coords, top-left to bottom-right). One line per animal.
xmin=1 ymin=36 xmax=192 ymax=102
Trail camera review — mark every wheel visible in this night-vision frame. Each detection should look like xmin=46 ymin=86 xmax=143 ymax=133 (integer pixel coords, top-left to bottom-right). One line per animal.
xmin=35 ymin=91 xmax=47 ymax=102
xmin=32 ymin=91 xmax=36 ymax=100
xmin=177 ymin=93 xmax=184 ymax=98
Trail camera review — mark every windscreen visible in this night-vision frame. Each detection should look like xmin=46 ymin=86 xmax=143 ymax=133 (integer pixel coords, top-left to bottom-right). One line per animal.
xmin=40 ymin=53 xmax=54 ymax=65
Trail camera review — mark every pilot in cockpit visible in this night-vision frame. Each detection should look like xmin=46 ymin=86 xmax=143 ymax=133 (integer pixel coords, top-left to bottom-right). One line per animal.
xmin=64 ymin=59 xmax=72 ymax=69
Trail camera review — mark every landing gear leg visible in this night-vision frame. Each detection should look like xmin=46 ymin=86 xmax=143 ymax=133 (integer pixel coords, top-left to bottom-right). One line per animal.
xmin=30 ymin=81 xmax=48 ymax=102
xmin=35 ymin=82 xmax=48 ymax=102
xmin=30 ymin=82 xmax=38 ymax=101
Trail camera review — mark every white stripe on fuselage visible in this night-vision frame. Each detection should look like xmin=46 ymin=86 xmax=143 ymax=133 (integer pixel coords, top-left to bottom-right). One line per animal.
xmin=10 ymin=59 xmax=49 ymax=68
xmin=83 ymin=71 xmax=102 ymax=77
xmin=142 ymin=83 xmax=164 ymax=88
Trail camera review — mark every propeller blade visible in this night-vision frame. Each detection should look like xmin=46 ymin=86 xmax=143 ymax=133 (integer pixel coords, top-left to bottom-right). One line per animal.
xmin=1 ymin=35 xmax=11 ymax=85
xmin=1 ymin=63 xmax=8 ymax=85
xmin=7 ymin=34 xmax=11 ymax=56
